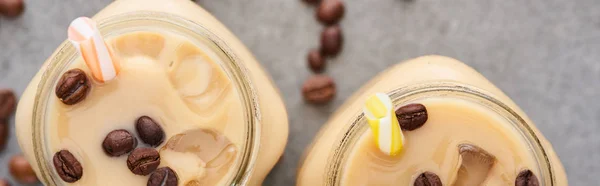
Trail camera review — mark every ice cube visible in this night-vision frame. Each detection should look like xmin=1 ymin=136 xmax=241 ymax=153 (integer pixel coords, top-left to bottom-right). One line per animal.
xmin=113 ymin=32 xmax=165 ymax=59
xmin=170 ymin=55 xmax=213 ymax=97
xmin=169 ymin=52 xmax=231 ymax=114
xmin=453 ymin=144 xmax=496 ymax=186
xmin=160 ymin=128 xmax=237 ymax=185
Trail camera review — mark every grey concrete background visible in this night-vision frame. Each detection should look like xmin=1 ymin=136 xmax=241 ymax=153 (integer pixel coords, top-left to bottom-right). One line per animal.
xmin=0 ymin=0 xmax=598 ymax=185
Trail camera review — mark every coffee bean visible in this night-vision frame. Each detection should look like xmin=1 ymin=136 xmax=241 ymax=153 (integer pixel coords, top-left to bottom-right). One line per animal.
xmin=136 ymin=116 xmax=165 ymax=147
xmin=316 ymin=0 xmax=345 ymax=25
xmin=0 ymin=179 xmax=9 ymax=186
xmin=0 ymin=122 xmax=8 ymax=152
xmin=303 ymin=0 xmax=321 ymax=4
xmin=127 ymin=148 xmax=160 ymax=175
xmin=55 ymin=69 xmax=91 ymax=105
xmin=515 ymin=169 xmax=539 ymax=186
xmin=307 ymin=49 xmax=326 ymax=73
xmin=53 ymin=150 xmax=83 ymax=183
xmin=320 ymin=25 xmax=343 ymax=57
xmin=0 ymin=89 xmax=16 ymax=120
xmin=414 ymin=171 xmax=442 ymax=186
xmin=0 ymin=0 xmax=24 ymax=18
xmin=302 ymin=75 xmax=336 ymax=104
xmin=103 ymin=129 xmax=137 ymax=157
xmin=9 ymin=155 xmax=38 ymax=184
xmin=0 ymin=178 xmax=10 ymax=186
xmin=148 ymin=167 xmax=178 ymax=186
xmin=395 ymin=103 xmax=428 ymax=131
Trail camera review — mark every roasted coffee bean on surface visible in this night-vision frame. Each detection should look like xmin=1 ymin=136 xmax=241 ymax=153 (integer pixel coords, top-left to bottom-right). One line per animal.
xmin=127 ymin=147 xmax=160 ymax=175
xmin=307 ymin=49 xmax=326 ymax=73
xmin=9 ymin=155 xmax=38 ymax=184
xmin=0 ymin=178 xmax=10 ymax=186
xmin=53 ymin=150 xmax=83 ymax=183
xmin=395 ymin=103 xmax=428 ymax=131
xmin=0 ymin=89 xmax=16 ymax=120
xmin=0 ymin=122 xmax=8 ymax=152
xmin=302 ymin=75 xmax=336 ymax=104
xmin=320 ymin=25 xmax=343 ymax=57
xmin=103 ymin=129 xmax=137 ymax=157
xmin=413 ymin=171 xmax=442 ymax=186
xmin=302 ymin=0 xmax=321 ymax=4
xmin=515 ymin=169 xmax=539 ymax=186
xmin=148 ymin=167 xmax=178 ymax=186
xmin=0 ymin=0 xmax=24 ymax=18
xmin=136 ymin=116 xmax=165 ymax=147
xmin=316 ymin=0 xmax=345 ymax=25
xmin=55 ymin=69 xmax=91 ymax=105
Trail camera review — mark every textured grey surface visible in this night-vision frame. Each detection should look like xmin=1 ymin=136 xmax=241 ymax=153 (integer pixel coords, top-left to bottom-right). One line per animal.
xmin=0 ymin=0 xmax=599 ymax=185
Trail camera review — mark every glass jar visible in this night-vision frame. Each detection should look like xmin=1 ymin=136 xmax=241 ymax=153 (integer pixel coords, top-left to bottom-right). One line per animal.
xmin=297 ymin=56 xmax=567 ymax=186
xmin=16 ymin=7 xmax=288 ymax=186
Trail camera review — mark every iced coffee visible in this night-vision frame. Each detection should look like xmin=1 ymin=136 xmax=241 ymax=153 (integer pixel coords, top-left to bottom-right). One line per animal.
xmin=16 ymin=0 xmax=288 ymax=185
xmin=45 ymin=30 xmax=245 ymax=185
xmin=297 ymin=56 xmax=567 ymax=186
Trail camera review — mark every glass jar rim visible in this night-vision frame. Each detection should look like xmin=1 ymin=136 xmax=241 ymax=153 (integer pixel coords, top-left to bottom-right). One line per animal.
xmin=31 ymin=11 xmax=261 ymax=186
xmin=324 ymin=81 xmax=556 ymax=186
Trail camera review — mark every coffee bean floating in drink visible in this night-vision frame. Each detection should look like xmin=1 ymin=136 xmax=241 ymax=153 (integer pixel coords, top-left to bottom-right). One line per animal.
xmin=307 ymin=49 xmax=326 ymax=73
xmin=136 ymin=116 xmax=165 ymax=147
xmin=413 ymin=171 xmax=442 ymax=186
xmin=395 ymin=103 xmax=428 ymax=131
xmin=0 ymin=89 xmax=16 ymax=120
xmin=53 ymin=150 xmax=83 ymax=183
xmin=9 ymin=154 xmax=38 ymax=184
xmin=302 ymin=75 xmax=336 ymax=104
xmin=515 ymin=169 xmax=539 ymax=186
xmin=127 ymin=147 xmax=160 ymax=175
xmin=102 ymin=129 xmax=138 ymax=157
xmin=320 ymin=25 xmax=343 ymax=57
xmin=148 ymin=167 xmax=178 ymax=186
xmin=316 ymin=0 xmax=345 ymax=25
xmin=55 ymin=69 xmax=91 ymax=105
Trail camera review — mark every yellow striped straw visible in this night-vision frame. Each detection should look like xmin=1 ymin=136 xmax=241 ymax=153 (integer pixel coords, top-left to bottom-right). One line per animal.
xmin=363 ymin=93 xmax=405 ymax=156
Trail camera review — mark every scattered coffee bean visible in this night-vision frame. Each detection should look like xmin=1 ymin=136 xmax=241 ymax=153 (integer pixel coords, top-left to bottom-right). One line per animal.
xmin=136 ymin=116 xmax=165 ymax=147
xmin=0 ymin=178 xmax=10 ymax=186
xmin=148 ymin=167 xmax=178 ymax=186
xmin=102 ymin=129 xmax=137 ymax=157
xmin=0 ymin=0 xmax=24 ymax=18
xmin=0 ymin=122 xmax=7 ymax=152
xmin=9 ymin=155 xmax=38 ymax=184
xmin=53 ymin=150 xmax=83 ymax=183
xmin=55 ymin=69 xmax=91 ymax=105
xmin=303 ymin=0 xmax=321 ymax=4
xmin=320 ymin=25 xmax=343 ymax=57
xmin=127 ymin=148 xmax=160 ymax=175
xmin=316 ymin=0 xmax=345 ymax=25
xmin=0 ymin=89 xmax=16 ymax=120
xmin=515 ymin=169 xmax=539 ymax=186
xmin=414 ymin=171 xmax=442 ymax=186
xmin=302 ymin=75 xmax=336 ymax=104
xmin=307 ymin=49 xmax=326 ymax=73
xmin=395 ymin=103 xmax=428 ymax=131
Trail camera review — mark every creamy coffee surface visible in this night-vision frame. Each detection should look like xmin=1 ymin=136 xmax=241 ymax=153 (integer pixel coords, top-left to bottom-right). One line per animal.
xmin=46 ymin=31 xmax=243 ymax=185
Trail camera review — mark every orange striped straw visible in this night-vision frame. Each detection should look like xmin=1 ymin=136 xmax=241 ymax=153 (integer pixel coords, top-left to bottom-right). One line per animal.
xmin=67 ymin=17 xmax=120 ymax=83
